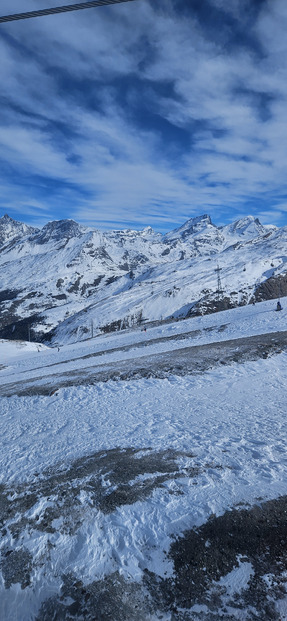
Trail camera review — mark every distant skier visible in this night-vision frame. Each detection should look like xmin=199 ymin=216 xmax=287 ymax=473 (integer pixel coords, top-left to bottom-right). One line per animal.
xmin=276 ymin=300 xmax=282 ymax=311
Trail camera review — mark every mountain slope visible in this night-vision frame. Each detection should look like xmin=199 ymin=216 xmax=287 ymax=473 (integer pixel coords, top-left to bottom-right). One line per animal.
xmin=0 ymin=213 xmax=285 ymax=344
xmin=0 ymin=214 xmax=38 ymax=247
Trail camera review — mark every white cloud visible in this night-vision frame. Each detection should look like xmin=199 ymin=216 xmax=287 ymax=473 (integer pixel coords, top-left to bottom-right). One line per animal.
xmin=1 ymin=0 xmax=287 ymax=230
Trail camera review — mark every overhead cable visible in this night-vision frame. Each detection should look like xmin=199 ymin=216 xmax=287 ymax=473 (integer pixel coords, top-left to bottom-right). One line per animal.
xmin=0 ymin=0 xmax=138 ymax=24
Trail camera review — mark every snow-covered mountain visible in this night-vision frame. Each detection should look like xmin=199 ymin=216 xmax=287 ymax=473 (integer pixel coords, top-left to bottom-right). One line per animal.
xmin=0 ymin=213 xmax=38 ymax=247
xmin=0 ymin=213 xmax=285 ymax=344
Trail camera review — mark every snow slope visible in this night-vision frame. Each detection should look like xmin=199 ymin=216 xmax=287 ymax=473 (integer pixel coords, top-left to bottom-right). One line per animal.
xmin=0 ymin=339 xmax=48 ymax=360
xmin=0 ymin=301 xmax=287 ymax=619
xmin=0 ymin=213 xmax=286 ymax=344
xmin=0 ymin=296 xmax=285 ymax=387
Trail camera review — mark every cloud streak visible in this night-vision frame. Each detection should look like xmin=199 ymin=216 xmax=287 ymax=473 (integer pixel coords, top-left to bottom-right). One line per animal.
xmin=0 ymin=0 xmax=287 ymax=231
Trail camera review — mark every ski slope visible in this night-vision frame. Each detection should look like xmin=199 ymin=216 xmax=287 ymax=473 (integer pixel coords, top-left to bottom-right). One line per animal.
xmin=0 ymin=296 xmax=286 ymax=392
xmin=0 ymin=300 xmax=287 ymax=620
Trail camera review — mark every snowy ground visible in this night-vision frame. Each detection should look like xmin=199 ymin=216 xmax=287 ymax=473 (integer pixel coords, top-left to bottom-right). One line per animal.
xmin=0 ymin=300 xmax=287 ymax=620
xmin=0 ymin=297 xmax=286 ymax=395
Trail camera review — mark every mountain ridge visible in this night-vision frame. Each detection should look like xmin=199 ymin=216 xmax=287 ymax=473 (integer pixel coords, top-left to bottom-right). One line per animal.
xmin=0 ymin=213 xmax=285 ymax=344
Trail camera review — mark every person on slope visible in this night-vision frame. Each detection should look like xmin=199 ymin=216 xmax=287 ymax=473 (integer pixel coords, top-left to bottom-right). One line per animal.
xmin=276 ymin=300 xmax=282 ymax=311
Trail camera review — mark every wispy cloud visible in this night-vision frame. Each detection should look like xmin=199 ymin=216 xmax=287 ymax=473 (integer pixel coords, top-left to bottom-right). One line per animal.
xmin=0 ymin=0 xmax=287 ymax=231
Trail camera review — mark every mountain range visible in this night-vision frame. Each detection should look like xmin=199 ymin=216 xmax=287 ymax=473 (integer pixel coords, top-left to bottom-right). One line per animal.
xmin=0 ymin=213 xmax=286 ymax=344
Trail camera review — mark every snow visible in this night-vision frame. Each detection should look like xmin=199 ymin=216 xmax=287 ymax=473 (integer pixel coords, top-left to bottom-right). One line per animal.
xmin=0 ymin=296 xmax=285 ymax=382
xmin=217 ymin=557 xmax=254 ymax=596
xmin=0 ymin=300 xmax=287 ymax=619
xmin=276 ymin=595 xmax=287 ymax=620
xmin=0 ymin=212 xmax=286 ymax=343
xmin=0 ymin=351 xmax=286 ymax=489
xmin=0 ymin=339 xmax=48 ymax=361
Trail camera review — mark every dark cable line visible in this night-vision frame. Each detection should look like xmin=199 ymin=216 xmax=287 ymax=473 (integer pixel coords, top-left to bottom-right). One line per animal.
xmin=0 ymin=0 xmax=138 ymax=24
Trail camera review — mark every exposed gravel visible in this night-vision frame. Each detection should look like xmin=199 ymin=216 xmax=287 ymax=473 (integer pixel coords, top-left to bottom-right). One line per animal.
xmin=0 ymin=330 xmax=286 ymax=397
xmin=1 ymin=332 xmax=287 ymax=619
xmin=1 ymin=448 xmax=286 ymax=620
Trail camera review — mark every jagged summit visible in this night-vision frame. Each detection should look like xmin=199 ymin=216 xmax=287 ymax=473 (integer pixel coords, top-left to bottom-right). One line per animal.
xmin=0 ymin=211 xmax=283 ymax=344
xmin=142 ymin=226 xmax=156 ymax=236
xmin=164 ymin=214 xmax=213 ymax=241
xmin=222 ymin=215 xmax=276 ymax=242
xmin=1 ymin=213 xmax=13 ymax=221
xmin=35 ymin=219 xmax=87 ymax=244
xmin=0 ymin=213 xmax=38 ymax=246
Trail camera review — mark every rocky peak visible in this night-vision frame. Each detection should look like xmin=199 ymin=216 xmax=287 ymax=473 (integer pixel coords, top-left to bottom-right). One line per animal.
xmin=221 ymin=216 xmax=273 ymax=241
xmin=142 ymin=225 xmax=156 ymax=234
xmin=164 ymin=214 xmax=214 ymax=242
xmin=0 ymin=214 xmax=38 ymax=246
xmin=36 ymin=219 xmax=86 ymax=244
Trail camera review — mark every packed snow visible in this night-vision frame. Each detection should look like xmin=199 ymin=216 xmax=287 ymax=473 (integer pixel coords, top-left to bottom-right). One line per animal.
xmin=0 ymin=296 xmax=286 ymax=387
xmin=0 ymin=300 xmax=287 ymax=620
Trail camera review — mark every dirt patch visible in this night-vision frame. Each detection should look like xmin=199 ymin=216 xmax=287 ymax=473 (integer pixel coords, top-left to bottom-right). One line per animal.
xmin=144 ymin=495 xmax=287 ymax=619
xmin=36 ymin=572 xmax=154 ymax=621
xmin=34 ymin=496 xmax=287 ymax=620
xmin=0 ymin=547 xmax=32 ymax=590
xmin=0 ymin=448 xmax=198 ymax=538
xmin=1 ymin=451 xmax=287 ymax=619
xmin=0 ymin=330 xmax=286 ymax=397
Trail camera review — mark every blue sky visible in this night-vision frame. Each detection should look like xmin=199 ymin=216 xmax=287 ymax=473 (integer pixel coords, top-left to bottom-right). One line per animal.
xmin=0 ymin=0 xmax=287 ymax=232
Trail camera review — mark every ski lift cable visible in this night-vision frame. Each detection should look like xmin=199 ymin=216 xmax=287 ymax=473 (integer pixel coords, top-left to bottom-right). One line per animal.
xmin=0 ymin=0 xmax=138 ymax=24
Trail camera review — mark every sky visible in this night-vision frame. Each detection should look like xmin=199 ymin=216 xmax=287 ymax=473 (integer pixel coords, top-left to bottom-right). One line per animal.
xmin=0 ymin=0 xmax=287 ymax=233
